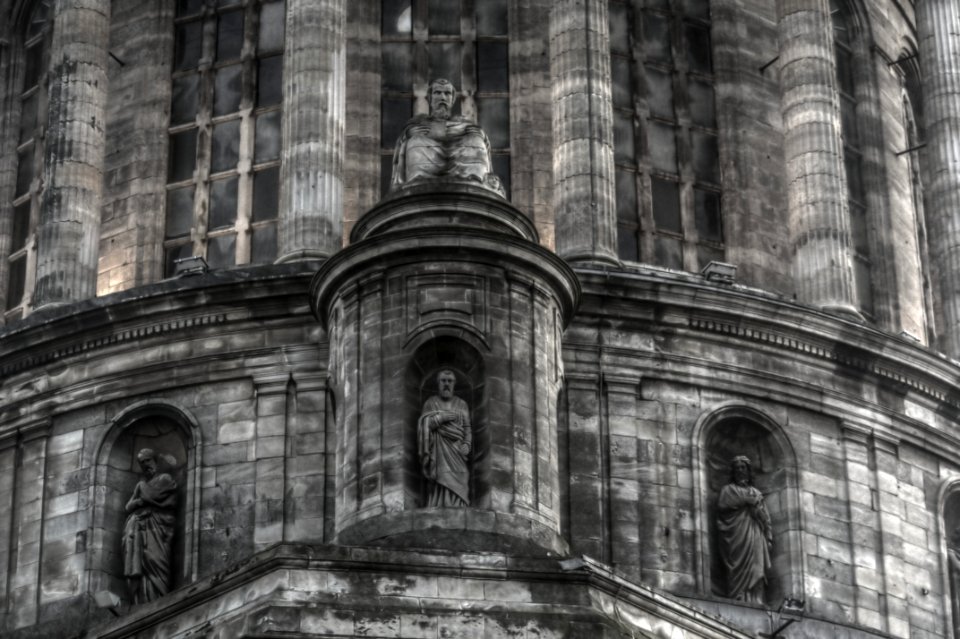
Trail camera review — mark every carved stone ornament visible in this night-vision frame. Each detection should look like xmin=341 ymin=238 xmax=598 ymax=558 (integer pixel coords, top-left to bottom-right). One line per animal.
xmin=122 ymin=448 xmax=178 ymax=604
xmin=417 ymin=370 xmax=472 ymax=506
xmin=390 ymin=78 xmax=505 ymax=197
xmin=716 ymin=455 xmax=773 ymax=603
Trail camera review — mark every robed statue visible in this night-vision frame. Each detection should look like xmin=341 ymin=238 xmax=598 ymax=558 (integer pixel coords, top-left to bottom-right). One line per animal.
xmin=391 ymin=78 xmax=505 ymax=197
xmin=418 ymin=370 xmax=472 ymax=507
xmin=122 ymin=448 xmax=178 ymax=604
xmin=716 ymin=455 xmax=773 ymax=603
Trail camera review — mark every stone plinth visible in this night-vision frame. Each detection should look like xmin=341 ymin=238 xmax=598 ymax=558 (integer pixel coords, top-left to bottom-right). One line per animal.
xmin=310 ymin=183 xmax=579 ymax=554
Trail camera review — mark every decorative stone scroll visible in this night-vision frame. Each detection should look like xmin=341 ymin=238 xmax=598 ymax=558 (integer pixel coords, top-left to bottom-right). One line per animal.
xmin=390 ymin=78 xmax=505 ymax=197
xmin=716 ymin=455 xmax=773 ymax=603
xmin=122 ymin=448 xmax=178 ymax=604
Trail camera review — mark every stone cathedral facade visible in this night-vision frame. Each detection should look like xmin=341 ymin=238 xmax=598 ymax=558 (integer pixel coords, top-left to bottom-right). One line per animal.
xmin=0 ymin=0 xmax=959 ymax=637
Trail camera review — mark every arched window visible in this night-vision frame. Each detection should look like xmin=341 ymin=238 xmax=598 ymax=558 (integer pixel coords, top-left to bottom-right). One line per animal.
xmin=6 ymin=0 xmax=53 ymax=318
xmin=900 ymin=55 xmax=936 ymax=343
xmin=609 ymin=0 xmax=722 ymax=271
xmin=831 ymin=0 xmax=873 ymax=317
xmin=163 ymin=0 xmax=285 ymax=277
xmin=379 ymin=0 xmax=510 ymax=197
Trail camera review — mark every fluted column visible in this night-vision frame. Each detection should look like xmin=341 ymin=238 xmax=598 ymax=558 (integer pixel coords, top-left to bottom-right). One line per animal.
xmin=549 ymin=0 xmax=619 ymax=266
xmin=277 ymin=0 xmax=346 ymax=262
xmin=33 ymin=0 xmax=109 ymax=308
xmin=777 ymin=0 xmax=860 ymax=318
xmin=918 ymin=0 xmax=960 ymax=356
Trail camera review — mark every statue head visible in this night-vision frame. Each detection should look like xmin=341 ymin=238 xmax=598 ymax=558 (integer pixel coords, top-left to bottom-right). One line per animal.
xmin=730 ymin=455 xmax=753 ymax=486
xmin=436 ymin=369 xmax=456 ymax=399
xmin=137 ymin=448 xmax=158 ymax=478
xmin=428 ymin=78 xmax=457 ymax=119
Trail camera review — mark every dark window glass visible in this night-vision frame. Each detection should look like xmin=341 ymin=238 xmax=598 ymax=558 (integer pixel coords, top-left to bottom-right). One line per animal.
xmin=611 ymin=57 xmax=632 ymax=108
xmin=217 ymin=11 xmax=245 ymax=62
xmin=6 ymin=258 xmax=26 ymax=310
xmin=684 ymin=0 xmax=710 ymax=21
xmin=258 ymin=1 xmax=285 ymax=53
xmin=646 ymin=67 xmax=674 ymax=120
xmin=251 ymin=223 xmax=278 ymax=263
xmin=209 ymin=177 xmax=239 ymax=229
xmin=688 ymin=79 xmax=715 ymax=127
xmin=165 ymin=186 xmax=195 ymax=238
xmin=254 ymin=110 xmax=281 ymax=163
xmin=175 ymin=21 xmax=203 ymax=70
xmin=252 ymin=167 xmax=280 ymax=222
xmin=648 ymin=120 xmax=677 ymax=173
xmin=382 ymin=0 xmax=412 ymax=35
xmin=168 ymin=129 xmax=198 ymax=182
xmin=11 ymin=202 xmax=31 ymax=252
xmin=206 ymin=233 xmax=236 ymax=268
xmin=694 ymin=188 xmax=722 ymax=242
xmin=654 ymin=236 xmax=683 ymax=269
xmin=476 ymin=0 xmax=507 ymax=36
xmin=850 ymin=203 xmax=868 ymax=253
xmin=614 ymin=112 xmax=636 ymax=164
xmin=19 ymin=92 xmax=38 ymax=143
xmin=651 ymin=178 xmax=681 ymax=233
xmin=382 ymin=43 xmax=414 ymax=92
xmin=177 ymin=0 xmax=203 ymax=17
xmin=615 ymin=170 xmax=637 ymax=222
xmin=477 ymin=42 xmax=508 ymax=93
xmin=686 ymin=24 xmax=712 ymax=73
xmin=477 ymin=98 xmax=509 ymax=148
xmin=697 ymin=243 xmax=724 ymax=267
xmin=257 ymin=55 xmax=283 ymax=106
xmin=428 ymin=42 xmax=461 ymax=86
xmin=618 ymin=225 xmax=639 ymax=261
xmin=835 ymin=48 xmax=854 ymax=94
xmin=492 ymin=154 xmax=510 ymax=197
xmin=845 ymin=153 xmax=863 ymax=203
xmin=16 ymin=147 xmax=34 ymax=197
xmin=172 ymin=73 xmax=200 ymax=125
xmin=164 ymin=243 xmax=195 ymax=277
xmin=23 ymin=44 xmax=44 ymax=91
xmin=609 ymin=2 xmax=630 ymax=54
xmin=855 ymin=258 xmax=873 ymax=311
xmin=213 ymin=64 xmax=243 ymax=116
xmin=643 ymin=13 xmax=671 ymax=62
xmin=691 ymin=131 xmax=719 ymax=183
xmin=381 ymin=98 xmax=413 ymax=148
xmin=211 ymin=119 xmax=241 ymax=172
xmin=381 ymin=154 xmax=394 ymax=195
xmin=840 ymin=98 xmax=859 ymax=147
xmin=428 ymin=0 xmax=460 ymax=35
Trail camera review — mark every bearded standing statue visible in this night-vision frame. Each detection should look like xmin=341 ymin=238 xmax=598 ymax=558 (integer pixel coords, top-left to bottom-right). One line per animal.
xmin=122 ymin=448 xmax=178 ymax=604
xmin=717 ymin=455 xmax=773 ymax=603
xmin=418 ymin=370 xmax=472 ymax=507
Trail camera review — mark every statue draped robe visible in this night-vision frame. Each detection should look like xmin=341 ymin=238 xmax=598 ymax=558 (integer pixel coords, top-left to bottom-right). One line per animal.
xmin=123 ymin=472 xmax=177 ymax=604
xmin=717 ymin=482 xmax=772 ymax=602
xmin=417 ymin=395 xmax=472 ymax=506
xmin=391 ymin=114 xmax=504 ymax=196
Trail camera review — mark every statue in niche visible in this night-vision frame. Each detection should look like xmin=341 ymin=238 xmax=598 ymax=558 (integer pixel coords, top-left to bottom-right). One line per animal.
xmin=716 ymin=455 xmax=773 ymax=603
xmin=391 ymin=78 xmax=505 ymax=197
xmin=122 ymin=448 xmax=178 ymax=604
xmin=418 ymin=369 xmax=472 ymax=507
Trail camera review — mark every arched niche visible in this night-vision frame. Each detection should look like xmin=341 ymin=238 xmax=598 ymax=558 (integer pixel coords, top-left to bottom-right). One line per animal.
xmin=405 ymin=335 xmax=487 ymax=509
xmin=693 ymin=405 xmax=802 ymax=608
xmin=89 ymin=402 xmax=200 ymax=603
xmin=938 ymin=480 xmax=960 ymax=638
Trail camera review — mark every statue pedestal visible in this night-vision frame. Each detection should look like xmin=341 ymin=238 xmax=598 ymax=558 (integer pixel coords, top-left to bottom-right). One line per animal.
xmin=311 ymin=183 xmax=579 ymax=554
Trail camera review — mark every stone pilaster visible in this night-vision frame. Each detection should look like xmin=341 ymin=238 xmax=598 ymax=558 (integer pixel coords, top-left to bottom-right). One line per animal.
xmin=252 ymin=373 xmax=289 ymax=552
xmin=777 ymin=0 xmax=859 ymax=318
xmin=277 ymin=0 xmax=345 ymax=262
xmin=549 ymin=0 xmax=619 ymax=266
xmin=285 ymin=371 xmax=329 ymax=543
xmin=33 ymin=0 xmax=109 ymax=308
xmin=917 ymin=0 xmax=960 ymax=357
